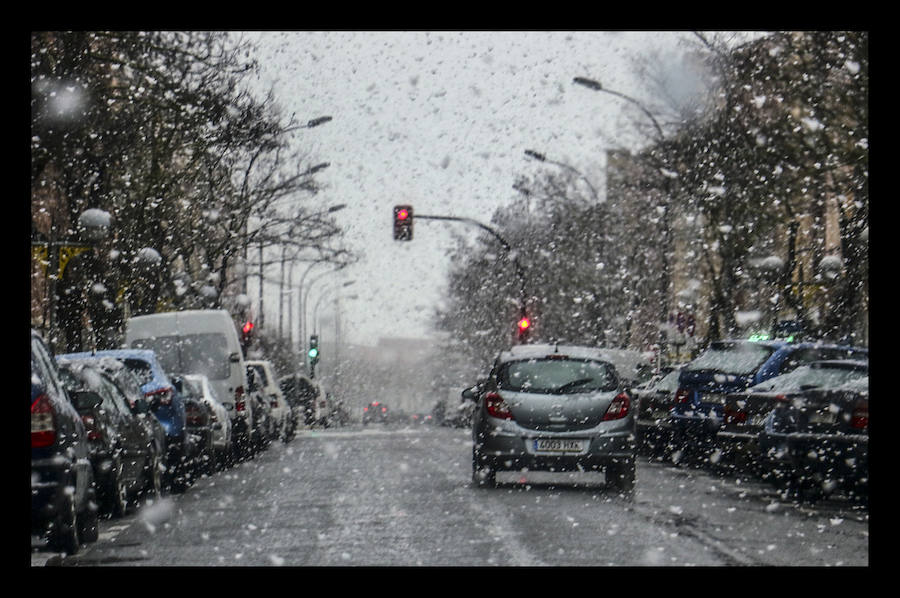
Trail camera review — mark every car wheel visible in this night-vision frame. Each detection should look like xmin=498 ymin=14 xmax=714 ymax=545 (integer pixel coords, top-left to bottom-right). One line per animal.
xmin=104 ymin=458 xmax=129 ymax=517
xmin=607 ymin=458 xmax=636 ymax=495
xmin=143 ymin=452 xmax=163 ymax=499
xmin=48 ymin=493 xmax=80 ymax=554
xmin=471 ymin=447 xmax=496 ymax=488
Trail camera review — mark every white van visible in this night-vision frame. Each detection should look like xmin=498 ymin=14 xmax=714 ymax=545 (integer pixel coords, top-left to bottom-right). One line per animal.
xmin=125 ymin=309 xmax=254 ymax=457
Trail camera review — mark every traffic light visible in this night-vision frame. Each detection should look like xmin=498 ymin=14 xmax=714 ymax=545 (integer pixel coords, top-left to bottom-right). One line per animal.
xmin=393 ymin=205 xmax=413 ymax=241
xmin=516 ymin=315 xmax=531 ymax=342
xmin=240 ymin=321 xmax=254 ymax=348
xmin=308 ymin=334 xmax=319 ymax=364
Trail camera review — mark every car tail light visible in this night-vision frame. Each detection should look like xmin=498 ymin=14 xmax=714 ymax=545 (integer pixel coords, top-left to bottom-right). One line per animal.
xmin=851 ymin=399 xmax=868 ymax=431
xmin=484 ymin=392 xmax=513 ymax=420
xmin=603 ymin=392 xmax=630 ymax=421
xmin=723 ymin=405 xmax=747 ymax=424
xmin=675 ymin=388 xmax=691 ymax=405
xmin=235 ymin=385 xmax=246 ymax=412
xmin=81 ymin=414 xmax=103 ymax=441
xmin=146 ymin=387 xmax=174 ymax=406
xmin=31 ymin=394 xmax=56 ymax=448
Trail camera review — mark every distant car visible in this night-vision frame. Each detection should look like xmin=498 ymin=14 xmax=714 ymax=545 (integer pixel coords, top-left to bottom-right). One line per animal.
xmin=362 ymin=401 xmax=389 ymax=424
xmin=667 ymin=340 xmax=868 ymax=465
xmin=63 ymin=349 xmax=192 ymax=492
xmin=631 ymin=367 xmax=682 ymax=458
xmin=31 ymin=330 xmax=99 ymax=554
xmin=466 ymin=344 xmax=636 ymax=494
xmin=759 ymin=375 xmax=869 ymax=503
xmin=717 ymin=360 xmax=868 ymax=476
xmin=183 ymin=374 xmax=233 ymax=468
xmin=410 ymin=413 xmax=433 ymax=425
xmin=246 ymin=360 xmax=291 ymax=441
xmin=57 ymin=358 xmax=165 ymax=517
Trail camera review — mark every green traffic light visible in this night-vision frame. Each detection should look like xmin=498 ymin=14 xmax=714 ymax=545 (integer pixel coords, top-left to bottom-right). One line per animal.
xmin=308 ymin=347 xmax=319 ymax=359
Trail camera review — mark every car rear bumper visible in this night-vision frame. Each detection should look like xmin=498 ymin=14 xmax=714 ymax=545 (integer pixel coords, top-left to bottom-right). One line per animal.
xmin=475 ymin=429 xmax=635 ymax=472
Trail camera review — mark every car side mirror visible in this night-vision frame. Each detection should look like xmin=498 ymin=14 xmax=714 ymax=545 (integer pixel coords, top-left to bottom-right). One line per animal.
xmin=229 ymin=352 xmax=241 ymax=363
xmin=461 ymin=388 xmax=476 ymax=401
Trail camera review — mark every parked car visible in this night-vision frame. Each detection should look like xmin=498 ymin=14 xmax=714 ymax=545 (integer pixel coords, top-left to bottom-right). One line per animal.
xmin=31 ymin=330 xmax=99 ymax=554
xmin=667 ymin=340 xmax=868 ymax=465
xmin=61 ymin=354 xmax=167 ymax=499
xmin=246 ymin=365 xmax=274 ymax=450
xmin=173 ymin=375 xmax=217 ymax=475
xmin=64 ymin=349 xmax=192 ymax=492
xmin=717 ymin=360 xmax=868 ymax=476
xmin=759 ymin=375 xmax=869 ymax=503
xmin=631 ymin=367 xmax=682 ymax=458
xmin=465 ymin=344 xmax=636 ymax=494
xmin=125 ymin=309 xmax=253 ymax=461
xmin=57 ymin=358 xmax=164 ymax=517
xmin=246 ymin=360 xmax=291 ymax=441
xmin=183 ymin=374 xmax=233 ymax=468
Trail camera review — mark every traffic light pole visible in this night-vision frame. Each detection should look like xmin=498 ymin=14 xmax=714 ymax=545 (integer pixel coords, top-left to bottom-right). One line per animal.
xmin=413 ymin=213 xmax=530 ymax=327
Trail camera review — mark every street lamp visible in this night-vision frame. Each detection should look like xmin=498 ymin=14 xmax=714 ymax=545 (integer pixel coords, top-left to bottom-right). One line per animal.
xmin=523 ymin=148 xmax=599 ymax=202
xmin=573 ymin=77 xmax=664 ymax=141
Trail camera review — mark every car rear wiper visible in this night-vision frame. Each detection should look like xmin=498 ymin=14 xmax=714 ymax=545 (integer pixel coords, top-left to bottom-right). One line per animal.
xmin=555 ymin=378 xmax=594 ymax=392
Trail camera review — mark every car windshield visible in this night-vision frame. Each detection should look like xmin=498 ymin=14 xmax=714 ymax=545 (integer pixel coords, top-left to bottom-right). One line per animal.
xmin=132 ymin=333 xmax=230 ymax=380
xmin=685 ymin=343 xmax=775 ymax=375
xmin=748 ymin=364 xmax=868 ymax=392
xmin=498 ymin=358 xmax=616 ymax=393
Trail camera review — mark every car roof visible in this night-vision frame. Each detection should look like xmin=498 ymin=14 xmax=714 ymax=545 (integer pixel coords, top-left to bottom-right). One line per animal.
xmin=497 ymin=344 xmax=616 ymax=363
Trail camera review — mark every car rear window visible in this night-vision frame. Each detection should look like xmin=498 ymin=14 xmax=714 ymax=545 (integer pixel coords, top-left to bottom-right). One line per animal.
xmin=749 ymin=363 xmax=868 ymax=392
xmin=498 ymin=358 xmax=617 ymax=394
xmin=685 ymin=342 xmax=775 ymax=375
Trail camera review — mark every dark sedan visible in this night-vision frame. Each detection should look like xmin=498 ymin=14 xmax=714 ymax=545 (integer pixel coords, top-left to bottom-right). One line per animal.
xmin=716 ymin=360 xmax=868 ymax=477
xmin=58 ymin=358 xmax=165 ymax=516
xmin=759 ymin=375 xmax=869 ymax=503
xmin=31 ymin=331 xmax=98 ymax=554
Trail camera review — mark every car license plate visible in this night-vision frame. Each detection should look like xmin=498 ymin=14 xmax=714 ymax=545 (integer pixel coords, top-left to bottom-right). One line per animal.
xmin=651 ymin=409 xmax=670 ymax=421
xmin=533 ymin=438 xmax=587 ymax=454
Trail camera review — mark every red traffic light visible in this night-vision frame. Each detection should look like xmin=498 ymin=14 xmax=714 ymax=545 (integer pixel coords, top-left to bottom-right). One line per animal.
xmin=242 ymin=321 xmax=254 ymax=334
xmin=517 ymin=317 xmax=531 ymax=331
xmin=393 ymin=205 xmax=414 ymax=241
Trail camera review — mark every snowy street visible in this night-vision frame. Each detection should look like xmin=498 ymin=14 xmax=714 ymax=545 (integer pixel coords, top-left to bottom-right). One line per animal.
xmin=33 ymin=424 xmax=868 ymax=567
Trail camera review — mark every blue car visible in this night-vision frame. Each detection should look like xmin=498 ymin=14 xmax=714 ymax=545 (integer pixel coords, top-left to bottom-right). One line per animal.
xmin=667 ymin=339 xmax=868 ymax=465
xmin=61 ymin=349 xmax=191 ymax=492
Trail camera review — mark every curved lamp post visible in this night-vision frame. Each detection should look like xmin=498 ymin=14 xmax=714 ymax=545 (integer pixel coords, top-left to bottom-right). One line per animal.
xmin=523 ymin=148 xmax=599 ymax=202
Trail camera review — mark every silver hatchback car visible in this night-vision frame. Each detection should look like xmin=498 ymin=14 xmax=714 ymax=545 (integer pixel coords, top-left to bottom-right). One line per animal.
xmin=465 ymin=344 xmax=637 ymax=492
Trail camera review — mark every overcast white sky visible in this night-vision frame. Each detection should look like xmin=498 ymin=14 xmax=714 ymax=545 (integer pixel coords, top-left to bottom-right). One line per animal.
xmin=243 ymin=31 xmax=703 ymax=347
